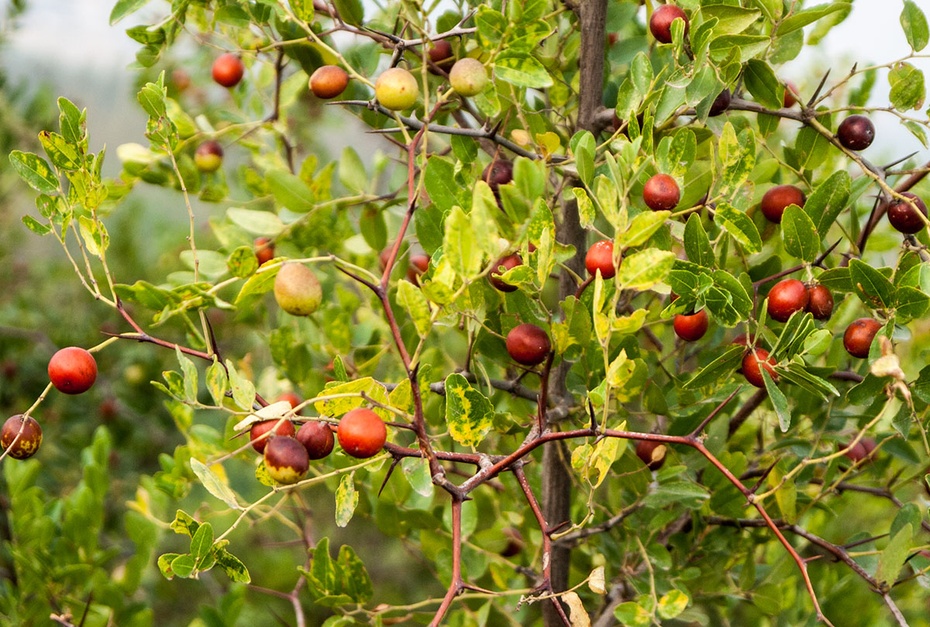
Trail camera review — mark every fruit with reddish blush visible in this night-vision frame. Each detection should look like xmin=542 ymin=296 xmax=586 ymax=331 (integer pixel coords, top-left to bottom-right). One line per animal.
xmin=48 ymin=346 xmax=98 ymax=395
xmin=250 ymin=418 xmax=297 ymax=454
xmin=585 ymin=240 xmax=616 ymax=279
xmin=500 ymin=527 xmax=525 ymax=557
xmin=274 ymin=263 xmax=322 ymax=316
xmin=297 ymin=421 xmax=335 ymax=460
xmin=254 ymin=237 xmax=275 ymax=265
xmin=276 ymin=391 xmax=302 ymax=410
xmin=212 ymin=53 xmax=244 ymax=88
xmin=427 ymin=40 xmax=454 ymax=75
xmin=263 ymin=435 xmax=310 ymax=484
xmin=194 ymin=140 xmax=224 ymax=173
xmin=806 ymin=284 xmax=834 ymax=320
xmin=643 ymin=173 xmax=680 ymax=211
xmin=1 ymin=415 xmax=42 ymax=460
xmin=709 ymin=89 xmax=730 ymax=117
xmin=449 ymin=58 xmax=489 ymax=97
xmin=482 ymin=159 xmax=514 ymax=197
xmin=374 ymin=67 xmax=419 ymax=111
xmin=673 ymin=309 xmax=709 ymax=342
xmin=886 ymin=192 xmax=928 ymax=235
xmin=760 ymin=184 xmax=805 ymax=224
xmin=844 ymin=437 xmax=876 ymax=464
xmin=782 ymin=81 xmax=798 ymax=108
xmin=407 ymin=253 xmax=430 ymax=284
xmin=635 ymin=440 xmax=667 ymax=471
xmin=837 ymin=115 xmax=875 ymax=151
xmin=843 ymin=318 xmax=881 ymax=358
xmin=309 ymin=65 xmax=349 ymax=99
xmin=506 ymin=323 xmax=551 ymax=367
xmin=649 ymin=5 xmax=688 ymax=44
xmin=337 ymin=408 xmax=387 ymax=458
xmin=767 ymin=278 xmax=809 ymax=322
xmin=742 ymin=348 xmax=777 ymax=388
xmin=489 ymin=253 xmax=522 ymax=292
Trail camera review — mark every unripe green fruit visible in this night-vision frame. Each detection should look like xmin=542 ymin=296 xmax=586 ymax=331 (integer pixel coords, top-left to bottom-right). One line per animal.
xmin=263 ymin=435 xmax=310 ymax=485
xmin=449 ymin=58 xmax=489 ymax=97
xmin=375 ymin=67 xmax=419 ymax=111
xmin=274 ymin=263 xmax=322 ymax=316
xmin=1 ymin=415 xmax=42 ymax=460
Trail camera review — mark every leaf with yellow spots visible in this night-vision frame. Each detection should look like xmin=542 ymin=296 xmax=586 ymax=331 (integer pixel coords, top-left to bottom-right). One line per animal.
xmin=444 ymin=373 xmax=494 ymax=448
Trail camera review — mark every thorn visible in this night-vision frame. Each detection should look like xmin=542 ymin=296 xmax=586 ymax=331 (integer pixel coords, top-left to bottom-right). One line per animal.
xmin=378 ymin=456 xmax=402 ymax=497
xmin=880 ymin=152 xmax=918 ymax=170
xmin=808 ymin=69 xmax=831 ymax=106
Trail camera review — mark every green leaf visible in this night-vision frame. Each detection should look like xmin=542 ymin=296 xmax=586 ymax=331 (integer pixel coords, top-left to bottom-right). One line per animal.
xmin=705 ymin=271 xmax=753 ymax=326
xmin=776 ymin=3 xmax=848 ymax=37
xmin=157 ymin=553 xmax=181 ymax=580
xmin=616 ymin=211 xmax=669 ymax=249
xmin=715 ymin=203 xmax=762 ymax=253
xmin=424 ymin=156 xmax=459 ymax=213
xmin=781 ymin=205 xmax=819 ymax=262
xmin=445 ymin=373 xmax=494 ymax=448
xmin=225 ymin=359 xmax=256 ymax=411
xmin=643 ymin=480 xmax=710 ymax=509
xmin=743 ymin=59 xmax=783 ymax=110
xmin=889 ymin=63 xmax=926 ymax=111
xmin=895 ymin=286 xmax=930 ymax=322
xmin=902 ymin=1 xmax=929 ymax=52
xmin=21 ymin=215 xmax=51 ymax=235
xmin=190 ymin=521 xmax=214 ymax=561
xmin=493 ymin=51 xmax=553 ymax=88
xmin=616 ymin=248 xmax=676 ymax=291
xmin=700 ymin=6 xmax=761 ymax=35
xmin=110 ymin=0 xmax=152 ymax=23
xmin=573 ymin=187 xmax=595 ymax=228
xmin=38 ymin=131 xmax=81 ymax=170
xmin=314 ymin=378 xmax=389 ymax=417
xmin=877 ymin=523 xmax=913 ymax=588
xmin=9 ymin=151 xmax=59 ymax=194
xmin=190 ymin=459 xmax=240 ymax=510
xmin=684 ymin=214 xmax=714 ymax=267
xmin=476 ymin=6 xmax=506 ymax=47
xmin=397 ymin=281 xmax=432 ymax=338
xmin=718 ymin=125 xmax=756 ymax=193
xmin=170 ymin=554 xmax=196 ymax=579
xmin=337 ymin=544 xmax=373 ymax=603
xmin=804 ymin=170 xmax=850 ymax=237
xmin=214 ymin=547 xmax=251 ymax=583
xmin=444 ymin=206 xmax=481 ymax=278
xmin=657 ymin=589 xmax=690 ymax=620
xmin=338 ymin=146 xmax=368 ymax=194
xmin=78 ymin=215 xmax=109 ymax=257
xmin=849 ymin=259 xmax=895 ymax=311
xmin=266 ymin=170 xmax=315 ymax=213
xmin=763 ymin=369 xmax=791 ymax=432
xmin=334 ymin=473 xmax=358 ymax=528
xmin=683 ymin=346 xmax=744 ymax=390
xmin=227 ymin=207 xmax=285 ymax=236
xmin=331 ymin=0 xmax=363 ymax=25
xmin=570 ymin=131 xmax=596 ymax=187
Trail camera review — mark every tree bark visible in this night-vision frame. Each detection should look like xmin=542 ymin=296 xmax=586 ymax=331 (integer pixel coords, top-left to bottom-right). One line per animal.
xmin=542 ymin=1 xmax=607 ymax=625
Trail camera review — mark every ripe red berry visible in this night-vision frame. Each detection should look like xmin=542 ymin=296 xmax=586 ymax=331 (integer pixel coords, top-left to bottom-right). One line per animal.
xmin=760 ymin=184 xmax=806 ymax=224
xmin=585 ymin=240 xmax=616 ymax=279
xmin=264 ymin=435 xmax=310 ymax=484
xmin=482 ymin=159 xmax=514 ymax=197
xmin=635 ymin=439 xmax=667 ymax=471
xmin=1 ymin=415 xmax=42 ymax=460
xmin=643 ymin=173 xmax=680 ymax=211
xmin=276 ymin=391 xmax=302 ymax=411
xmin=48 ymin=347 xmax=98 ymax=395
xmin=886 ymin=192 xmax=928 ymax=235
xmin=742 ymin=348 xmax=777 ymax=388
xmin=194 ymin=140 xmax=224 ymax=173
xmin=649 ymin=5 xmax=688 ymax=44
xmin=837 ymin=115 xmax=875 ymax=151
xmin=309 ymin=65 xmax=349 ymax=99
xmin=212 ymin=53 xmax=244 ymax=88
xmin=296 ymin=421 xmax=335 ymax=460
xmin=337 ymin=408 xmax=387 ymax=458
xmin=254 ymin=237 xmax=275 ymax=265
xmin=673 ymin=309 xmax=709 ymax=342
xmin=250 ymin=418 xmax=297 ymax=454
xmin=782 ymin=81 xmax=799 ymax=108
xmin=709 ymin=89 xmax=731 ymax=117
xmin=505 ymin=323 xmax=551 ymax=367
xmin=843 ymin=318 xmax=882 ymax=359
xmin=427 ymin=40 xmax=455 ymax=75
xmin=806 ymin=284 xmax=834 ymax=320
xmin=489 ymin=253 xmax=523 ymax=292
xmin=767 ymin=278 xmax=809 ymax=323
xmin=407 ymin=253 xmax=430 ymax=285
xmin=844 ymin=437 xmax=876 ymax=464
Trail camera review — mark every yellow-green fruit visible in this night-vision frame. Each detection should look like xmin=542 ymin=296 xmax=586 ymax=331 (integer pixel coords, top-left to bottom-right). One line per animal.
xmin=374 ymin=67 xmax=419 ymax=111
xmin=449 ymin=58 xmax=488 ymax=97
xmin=274 ymin=263 xmax=322 ymax=316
